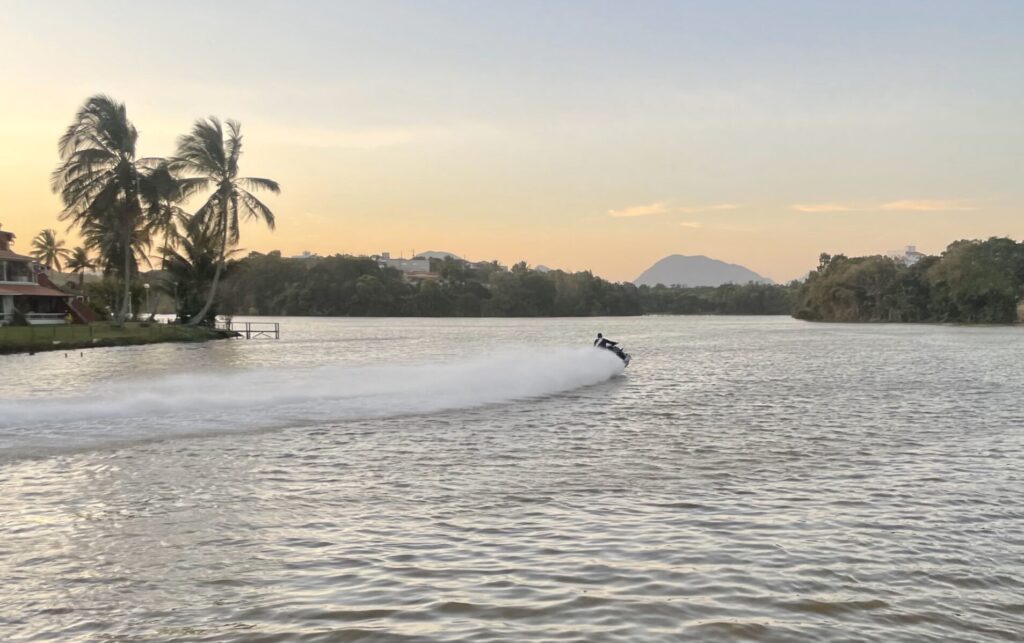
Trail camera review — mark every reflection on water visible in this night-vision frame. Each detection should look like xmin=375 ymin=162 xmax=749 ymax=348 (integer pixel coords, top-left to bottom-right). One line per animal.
xmin=0 ymin=317 xmax=1022 ymax=641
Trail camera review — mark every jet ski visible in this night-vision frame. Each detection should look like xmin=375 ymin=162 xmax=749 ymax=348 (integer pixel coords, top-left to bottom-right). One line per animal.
xmin=597 ymin=342 xmax=631 ymax=367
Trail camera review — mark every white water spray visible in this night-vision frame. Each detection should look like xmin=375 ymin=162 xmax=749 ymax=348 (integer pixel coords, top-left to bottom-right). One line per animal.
xmin=0 ymin=347 xmax=624 ymax=454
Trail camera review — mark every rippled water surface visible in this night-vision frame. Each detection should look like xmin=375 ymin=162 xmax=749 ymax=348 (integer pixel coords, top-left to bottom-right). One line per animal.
xmin=1 ymin=316 xmax=1022 ymax=642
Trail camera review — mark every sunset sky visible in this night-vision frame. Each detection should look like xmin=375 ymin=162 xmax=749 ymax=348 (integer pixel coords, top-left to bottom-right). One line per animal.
xmin=1 ymin=0 xmax=1022 ymax=282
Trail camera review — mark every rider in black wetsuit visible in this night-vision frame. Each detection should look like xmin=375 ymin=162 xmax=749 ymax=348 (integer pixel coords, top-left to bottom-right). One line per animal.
xmin=595 ymin=333 xmax=627 ymax=362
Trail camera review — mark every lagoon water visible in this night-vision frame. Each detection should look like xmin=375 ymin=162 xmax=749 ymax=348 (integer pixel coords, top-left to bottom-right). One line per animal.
xmin=1 ymin=316 xmax=1022 ymax=641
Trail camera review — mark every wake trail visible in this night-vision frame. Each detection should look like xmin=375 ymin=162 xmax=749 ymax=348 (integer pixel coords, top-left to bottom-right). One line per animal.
xmin=0 ymin=347 xmax=624 ymax=455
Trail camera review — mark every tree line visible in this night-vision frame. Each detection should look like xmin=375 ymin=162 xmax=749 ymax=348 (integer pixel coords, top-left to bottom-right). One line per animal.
xmin=794 ymin=237 xmax=1024 ymax=323
xmin=214 ymin=253 xmax=798 ymax=317
xmin=215 ymin=237 xmax=1024 ymax=322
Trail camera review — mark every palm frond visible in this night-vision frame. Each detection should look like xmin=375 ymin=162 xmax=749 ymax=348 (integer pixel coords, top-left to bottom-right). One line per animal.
xmin=64 ymin=246 xmax=96 ymax=277
xmin=239 ymin=176 xmax=281 ymax=194
xmin=31 ymin=229 xmax=72 ymax=271
xmin=228 ymin=193 xmax=241 ymax=246
xmin=173 ymin=117 xmax=227 ymax=178
xmin=226 ymin=120 xmax=243 ymax=176
xmin=237 ymin=189 xmax=277 ymax=229
xmin=190 ymin=195 xmax=223 ymax=233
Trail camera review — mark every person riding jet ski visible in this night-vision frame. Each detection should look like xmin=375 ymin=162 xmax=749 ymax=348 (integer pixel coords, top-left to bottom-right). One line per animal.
xmin=594 ymin=333 xmax=631 ymax=366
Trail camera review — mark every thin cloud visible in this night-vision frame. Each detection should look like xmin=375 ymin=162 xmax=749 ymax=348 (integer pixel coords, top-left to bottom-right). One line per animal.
xmin=679 ymin=221 xmax=703 ymax=229
xmin=609 ymin=201 xmax=738 ymax=217
xmin=794 ymin=199 xmax=978 ymax=213
xmin=608 ymin=202 xmax=670 ymax=218
xmin=880 ymin=199 xmax=977 ymax=212
xmin=677 ymin=203 xmax=739 ymax=214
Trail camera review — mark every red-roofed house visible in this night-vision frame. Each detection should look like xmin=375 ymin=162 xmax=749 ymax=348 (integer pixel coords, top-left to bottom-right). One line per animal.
xmin=0 ymin=225 xmax=81 ymax=325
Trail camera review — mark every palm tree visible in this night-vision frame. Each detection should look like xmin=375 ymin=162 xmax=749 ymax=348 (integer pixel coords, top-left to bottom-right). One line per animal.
xmin=171 ymin=117 xmax=279 ymax=325
xmin=160 ymin=215 xmax=240 ymax=322
xmin=139 ymin=162 xmax=206 ymax=320
xmin=31 ymin=229 xmax=72 ymax=272
xmin=65 ymin=246 xmax=96 ymax=290
xmin=140 ymin=161 xmax=205 ymax=252
xmin=79 ymin=209 xmax=152 ymax=275
xmin=52 ymin=95 xmax=154 ymax=322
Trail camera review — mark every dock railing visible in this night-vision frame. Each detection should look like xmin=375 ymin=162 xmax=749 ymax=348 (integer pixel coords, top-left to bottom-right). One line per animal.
xmin=215 ymin=320 xmax=280 ymax=339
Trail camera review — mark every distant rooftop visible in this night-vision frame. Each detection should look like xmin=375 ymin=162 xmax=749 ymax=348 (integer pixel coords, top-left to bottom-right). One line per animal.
xmin=0 ymin=223 xmax=14 ymax=252
xmin=0 ymin=225 xmax=34 ymax=262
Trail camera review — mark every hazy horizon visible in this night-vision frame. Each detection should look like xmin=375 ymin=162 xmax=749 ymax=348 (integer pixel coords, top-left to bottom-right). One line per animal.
xmin=2 ymin=0 xmax=1022 ymax=282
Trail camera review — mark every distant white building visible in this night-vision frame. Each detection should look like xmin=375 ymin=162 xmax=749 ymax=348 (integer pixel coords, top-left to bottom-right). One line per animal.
xmin=375 ymin=252 xmax=434 ymax=281
xmin=887 ymin=245 xmax=927 ymax=266
xmin=469 ymin=260 xmax=508 ymax=272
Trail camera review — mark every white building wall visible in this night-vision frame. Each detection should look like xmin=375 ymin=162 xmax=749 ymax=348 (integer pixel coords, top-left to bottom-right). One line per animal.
xmin=886 ymin=245 xmax=925 ymax=266
xmin=1 ymin=295 xmax=12 ymax=325
xmin=381 ymin=257 xmax=432 ymax=274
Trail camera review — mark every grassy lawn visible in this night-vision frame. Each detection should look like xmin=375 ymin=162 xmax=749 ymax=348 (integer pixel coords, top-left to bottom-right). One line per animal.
xmin=0 ymin=322 xmax=222 ymax=354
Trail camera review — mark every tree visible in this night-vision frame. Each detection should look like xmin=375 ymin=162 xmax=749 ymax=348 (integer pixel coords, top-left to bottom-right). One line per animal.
xmin=171 ymin=118 xmax=279 ymax=325
xmin=139 ymin=161 xmax=205 ymax=319
xmin=927 ymin=238 xmax=1023 ymax=323
xmin=793 ymin=238 xmax=1024 ymax=324
xmin=65 ymin=246 xmax=96 ymax=290
xmin=83 ymin=277 xmax=144 ymax=321
xmin=140 ymin=161 xmax=205 ymax=254
xmin=160 ymin=216 xmax=233 ymax=323
xmin=52 ymin=95 xmax=153 ymax=321
xmin=31 ymin=229 xmax=71 ymax=271
xmin=408 ymin=279 xmax=452 ymax=316
xmin=350 ymin=274 xmax=394 ymax=316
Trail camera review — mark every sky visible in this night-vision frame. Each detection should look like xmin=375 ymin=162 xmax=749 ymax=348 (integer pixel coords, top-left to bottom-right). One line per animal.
xmin=1 ymin=0 xmax=1022 ymax=282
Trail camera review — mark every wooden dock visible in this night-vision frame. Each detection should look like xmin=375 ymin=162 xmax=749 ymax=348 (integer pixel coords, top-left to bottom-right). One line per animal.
xmin=215 ymin=320 xmax=280 ymax=339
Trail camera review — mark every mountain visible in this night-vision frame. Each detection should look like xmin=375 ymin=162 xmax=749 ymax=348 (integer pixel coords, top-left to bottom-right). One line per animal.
xmin=413 ymin=251 xmax=460 ymax=260
xmin=634 ymin=255 xmax=771 ymax=287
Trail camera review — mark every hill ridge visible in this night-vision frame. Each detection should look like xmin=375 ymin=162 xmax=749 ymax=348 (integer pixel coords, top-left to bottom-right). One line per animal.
xmin=634 ymin=254 xmax=770 ymax=287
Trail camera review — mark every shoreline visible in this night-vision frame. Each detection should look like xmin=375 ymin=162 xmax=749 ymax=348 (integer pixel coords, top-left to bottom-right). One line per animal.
xmin=0 ymin=322 xmax=231 ymax=355
xmin=794 ymin=317 xmax=1022 ymax=326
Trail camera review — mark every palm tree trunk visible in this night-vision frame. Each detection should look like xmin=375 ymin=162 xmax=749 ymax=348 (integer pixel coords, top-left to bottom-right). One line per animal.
xmin=118 ymin=230 xmax=132 ymax=322
xmin=148 ymin=292 xmax=163 ymax=321
xmin=188 ymin=217 xmax=228 ymax=326
xmin=148 ymin=252 xmax=168 ymax=321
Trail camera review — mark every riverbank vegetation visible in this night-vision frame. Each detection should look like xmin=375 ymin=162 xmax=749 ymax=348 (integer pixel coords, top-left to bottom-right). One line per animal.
xmin=794 ymin=237 xmax=1024 ymax=323
xmin=0 ymin=322 xmax=225 ymax=355
xmin=216 ymin=252 xmax=798 ymax=317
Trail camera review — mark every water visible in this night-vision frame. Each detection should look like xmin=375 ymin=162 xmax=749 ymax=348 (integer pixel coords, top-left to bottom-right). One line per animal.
xmin=1 ymin=317 xmax=1021 ymax=642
